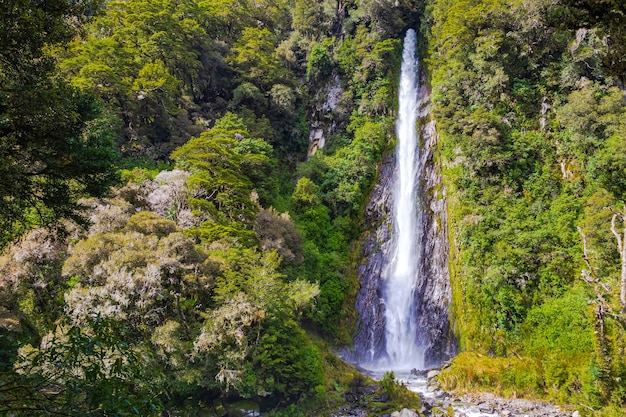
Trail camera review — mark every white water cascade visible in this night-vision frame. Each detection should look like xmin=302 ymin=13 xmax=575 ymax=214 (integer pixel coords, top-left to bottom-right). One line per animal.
xmin=383 ymin=28 xmax=424 ymax=371
xmin=351 ymin=26 xmax=454 ymax=372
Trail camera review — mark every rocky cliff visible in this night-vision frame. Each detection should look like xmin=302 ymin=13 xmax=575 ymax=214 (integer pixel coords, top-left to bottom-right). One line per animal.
xmin=351 ymin=81 xmax=457 ymax=368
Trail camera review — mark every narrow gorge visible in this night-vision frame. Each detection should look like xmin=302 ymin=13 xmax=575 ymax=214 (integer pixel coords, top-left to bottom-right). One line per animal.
xmin=352 ymin=29 xmax=456 ymax=371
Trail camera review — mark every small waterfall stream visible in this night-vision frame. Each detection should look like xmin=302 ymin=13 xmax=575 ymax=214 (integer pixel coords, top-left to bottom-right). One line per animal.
xmin=383 ymin=28 xmax=423 ymax=371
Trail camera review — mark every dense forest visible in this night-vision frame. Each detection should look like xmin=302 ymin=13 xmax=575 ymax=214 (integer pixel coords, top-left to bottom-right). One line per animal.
xmin=0 ymin=0 xmax=625 ymax=416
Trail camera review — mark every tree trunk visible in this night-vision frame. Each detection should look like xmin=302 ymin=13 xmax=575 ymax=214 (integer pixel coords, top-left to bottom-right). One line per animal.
xmin=593 ymin=302 xmax=613 ymax=400
xmin=610 ymin=209 xmax=626 ymax=311
xmin=622 ymin=234 xmax=626 ymax=310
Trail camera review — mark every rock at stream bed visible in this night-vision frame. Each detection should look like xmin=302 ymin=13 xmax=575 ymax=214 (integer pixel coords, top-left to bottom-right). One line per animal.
xmin=454 ymin=392 xmax=575 ymax=417
xmin=426 ymin=370 xmax=440 ymax=380
xmin=390 ymin=409 xmax=420 ymax=417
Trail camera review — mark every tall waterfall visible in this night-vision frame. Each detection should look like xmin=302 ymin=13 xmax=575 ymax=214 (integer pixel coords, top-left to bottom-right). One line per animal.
xmin=383 ymin=28 xmax=423 ymax=370
xmin=350 ymin=28 xmax=455 ymax=371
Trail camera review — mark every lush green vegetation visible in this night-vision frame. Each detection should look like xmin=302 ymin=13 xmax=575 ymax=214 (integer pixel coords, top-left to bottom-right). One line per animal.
xmin=0 ymin=0 xmax=419 ymax=415
xmin=2 ymin=0 xmax=626 ymax=415
xmin=0 ymin=0 xmax=119 ymax=247
xmin=428 ymin=0 xmax=626 ymax=413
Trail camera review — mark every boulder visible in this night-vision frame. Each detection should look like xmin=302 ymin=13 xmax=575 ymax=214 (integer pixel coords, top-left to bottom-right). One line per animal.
xmin=399 ymin=409 xmax=419 ymax=417
xmin=426 ymin=369 xmax=441 ymax=380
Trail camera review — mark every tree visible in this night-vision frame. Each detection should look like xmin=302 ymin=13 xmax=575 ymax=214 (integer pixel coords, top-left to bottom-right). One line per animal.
xmin=254 ymin=208 xmax=304 ymax=265
xmin=6 ymin=317 xmax=164 ymax=416
xmin=0 ymin=0 xmax=118 ymax=247
xmin=228 ymin=27 xmax=290 ymax=91
xmin=171 ymin=113 xmax=272 ymax=226
xmin=193 ymin=249 xmax=319 ymax=400
xmin=59 ymin=0 xmax=230 ymax=156
xmin=322 ymin=120 xmax=388 ymax=215
xmin=578 ymin=220 xmax=626 ymax=404
xmin=554 ymin=0 xmax=626 ymax=82
xmin=0 ymin=228 xmax=69 ymax=338
xmin=307 ymin=43 xmax=334 ymax=82
xmin=62 ymin=211 xmax=213 ymax=331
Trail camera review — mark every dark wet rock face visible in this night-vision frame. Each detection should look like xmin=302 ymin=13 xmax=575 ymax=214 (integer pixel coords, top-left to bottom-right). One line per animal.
xmin=352 ymin=155 xmax=395 ymax=365
xmin=351 ymin=83 xmax=457 ymax=368
xmin=413 ymin=119 xmax=457 ymax=367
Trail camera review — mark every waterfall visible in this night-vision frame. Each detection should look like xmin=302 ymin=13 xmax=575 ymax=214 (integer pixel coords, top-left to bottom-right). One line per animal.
xmin=350 ymin=28 xmax=455 ymax=371
xmin=382 ymin=28 xmax=423 ymax=370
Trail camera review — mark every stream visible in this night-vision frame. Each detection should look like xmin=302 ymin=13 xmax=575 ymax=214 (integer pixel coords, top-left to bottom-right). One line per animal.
xmin=362 ymin=370 xmax=574 ymax=417
xmin=396 ymin=372 xmax=498 ymax=417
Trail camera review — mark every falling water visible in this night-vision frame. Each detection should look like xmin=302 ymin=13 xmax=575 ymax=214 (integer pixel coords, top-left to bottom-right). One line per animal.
xmin=383 ymin=28 xmax=423 ymax=370
xmin=350 ymin=27 xmax=454 ymax=371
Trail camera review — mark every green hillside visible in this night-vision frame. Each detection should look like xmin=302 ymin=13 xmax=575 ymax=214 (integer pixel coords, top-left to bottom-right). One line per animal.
xmin=1 ymin=0 xmax=625 ymax=415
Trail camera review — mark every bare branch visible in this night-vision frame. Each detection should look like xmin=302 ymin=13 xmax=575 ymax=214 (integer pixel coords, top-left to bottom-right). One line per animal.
xmin=578 ymin=226 xmax=612 ymax=305
xmin=578 ymin=226 xmax=601 ymax=280
xmin=611 ymin=213 xmax=623 ymax=255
